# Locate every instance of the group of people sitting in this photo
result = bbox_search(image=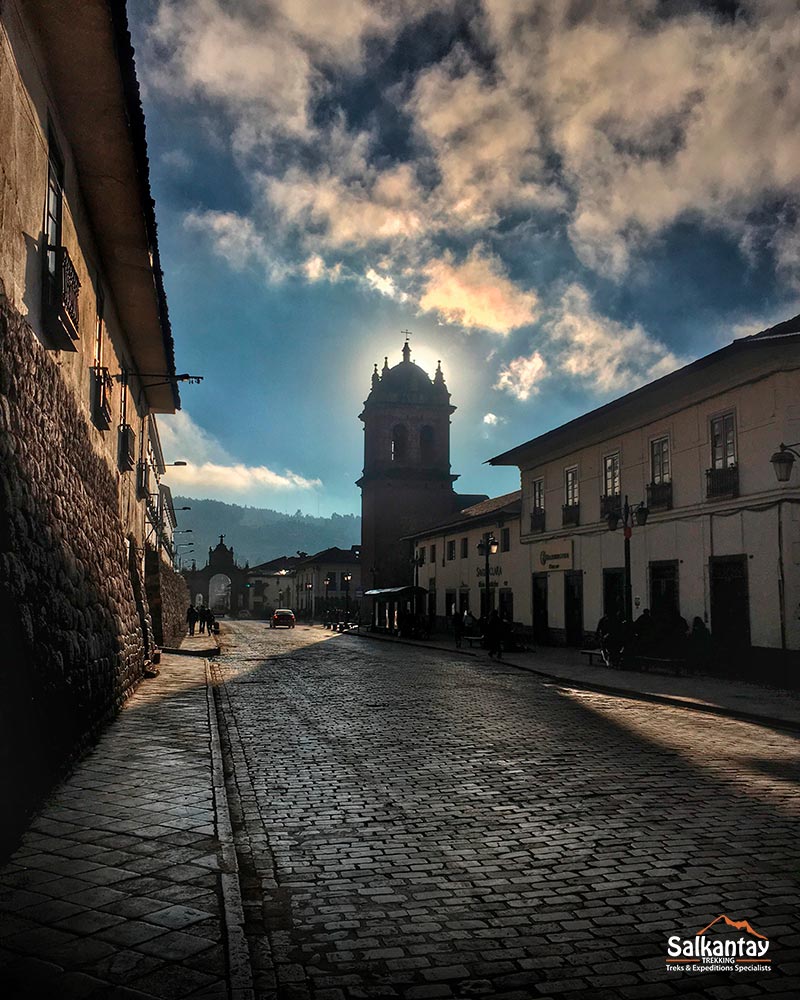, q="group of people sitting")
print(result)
[597,607,713,669]
[452,608,514,657]
[186,604,217,636]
